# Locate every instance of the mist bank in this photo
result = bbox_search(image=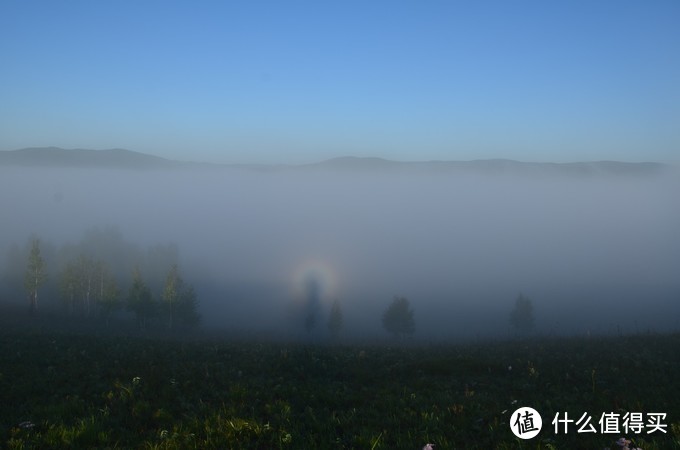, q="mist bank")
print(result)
[1,163,678,339]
